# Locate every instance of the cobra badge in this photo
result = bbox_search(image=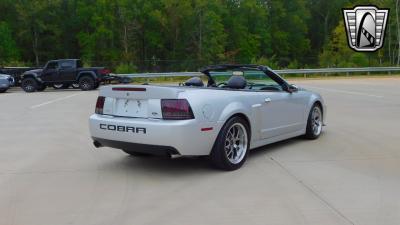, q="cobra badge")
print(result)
[343,5,389,52]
